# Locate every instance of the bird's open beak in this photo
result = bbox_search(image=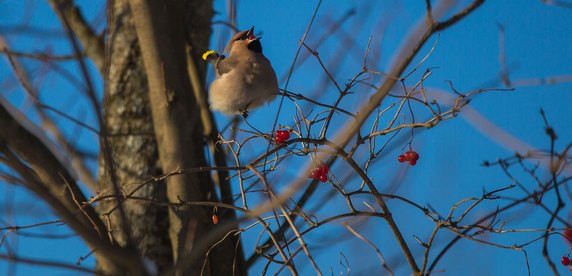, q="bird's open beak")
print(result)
[246,26,260,40]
